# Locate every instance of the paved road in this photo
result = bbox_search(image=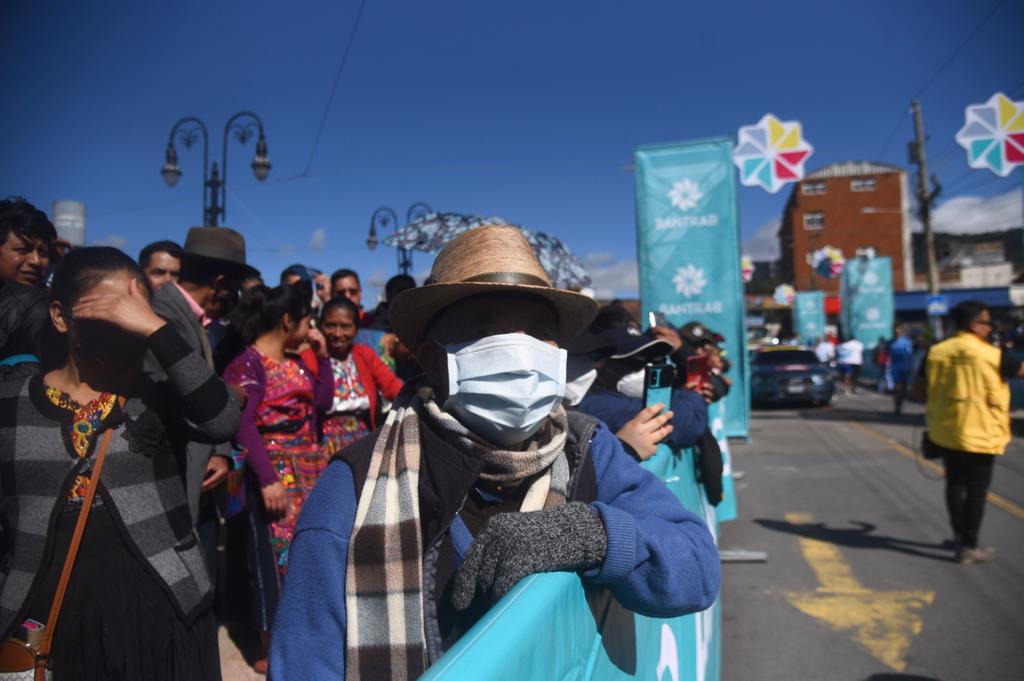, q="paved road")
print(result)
[720,390,1024,681]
